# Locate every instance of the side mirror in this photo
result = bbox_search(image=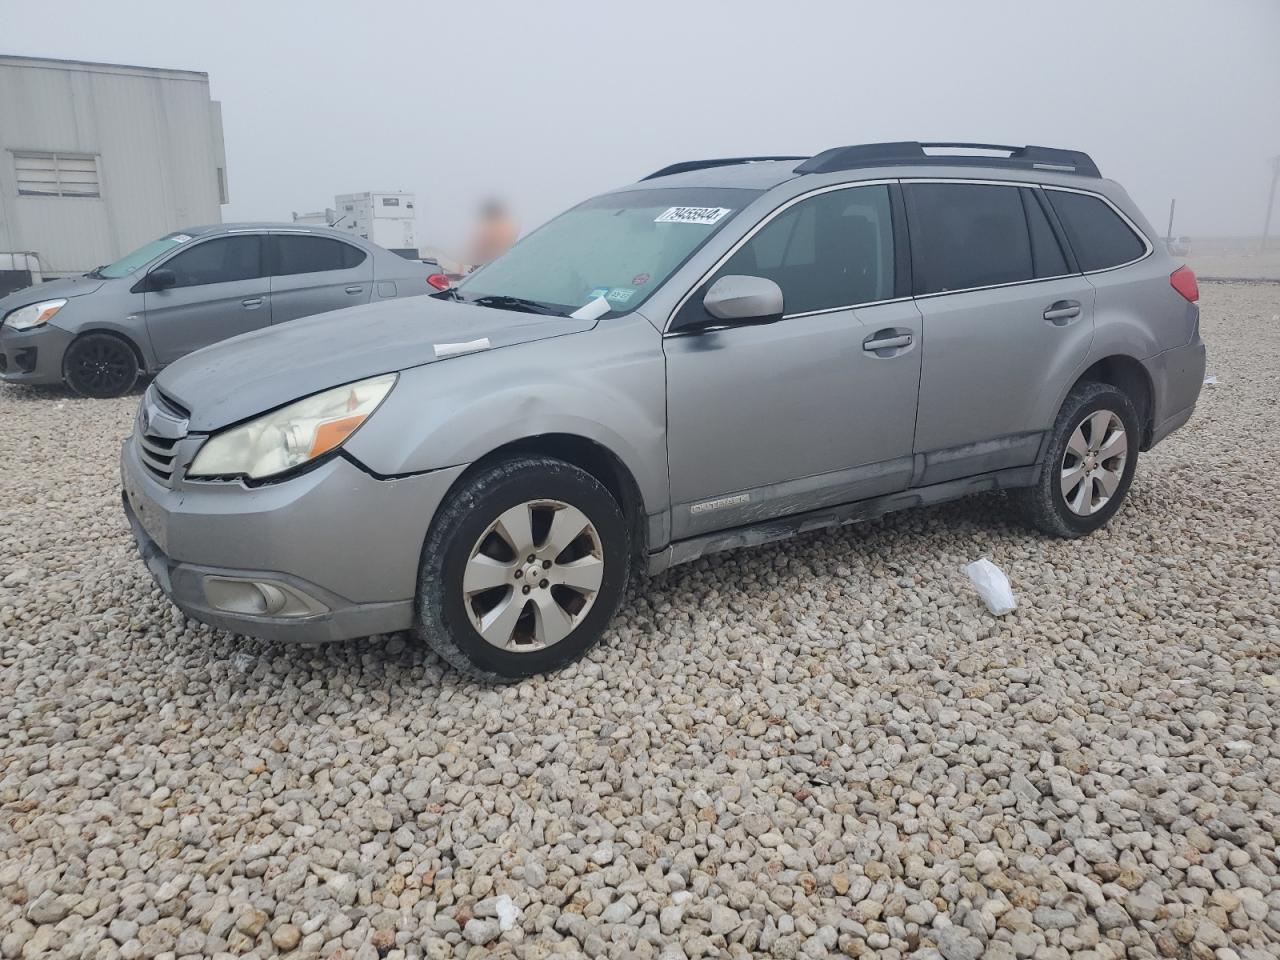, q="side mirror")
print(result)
[148,268,177,291]
[701,275,783,326]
